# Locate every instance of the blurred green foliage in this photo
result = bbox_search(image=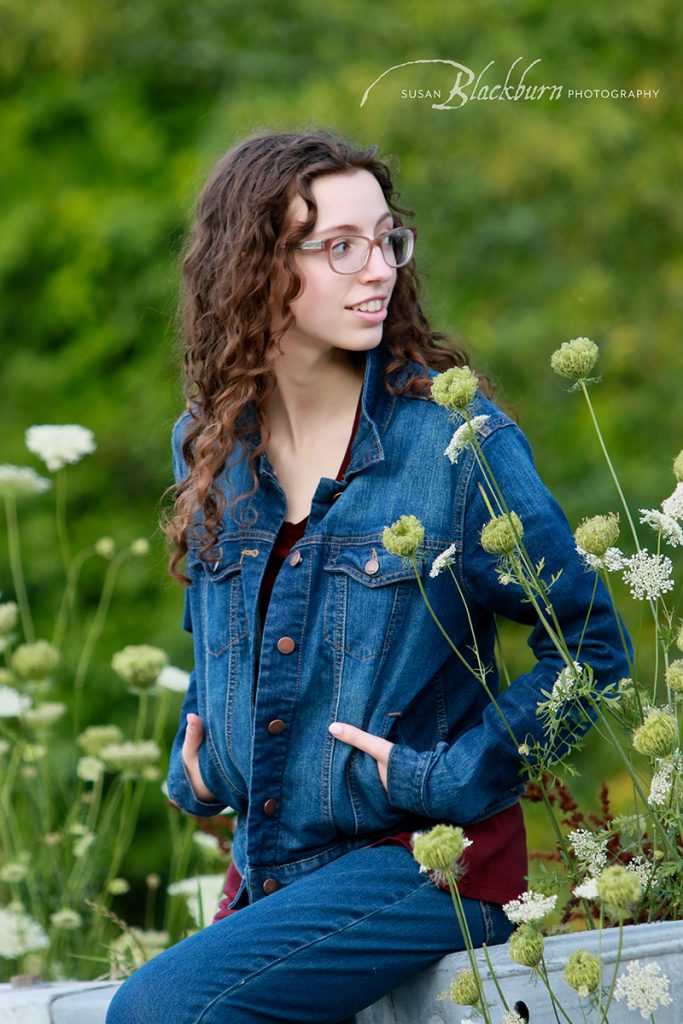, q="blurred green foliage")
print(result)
[1,0,681,928]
